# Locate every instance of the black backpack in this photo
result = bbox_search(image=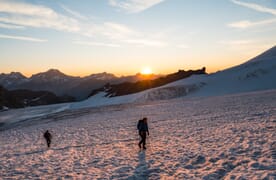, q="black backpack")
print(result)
[137,119,143,130]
